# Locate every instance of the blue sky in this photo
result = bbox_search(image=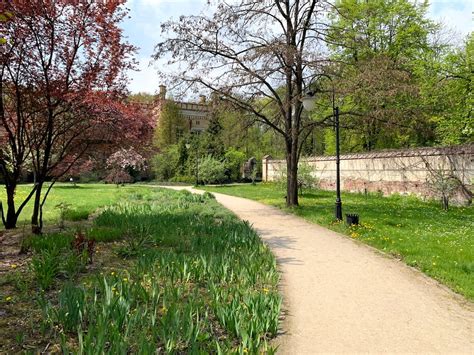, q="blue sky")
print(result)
[122,0,473,94]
